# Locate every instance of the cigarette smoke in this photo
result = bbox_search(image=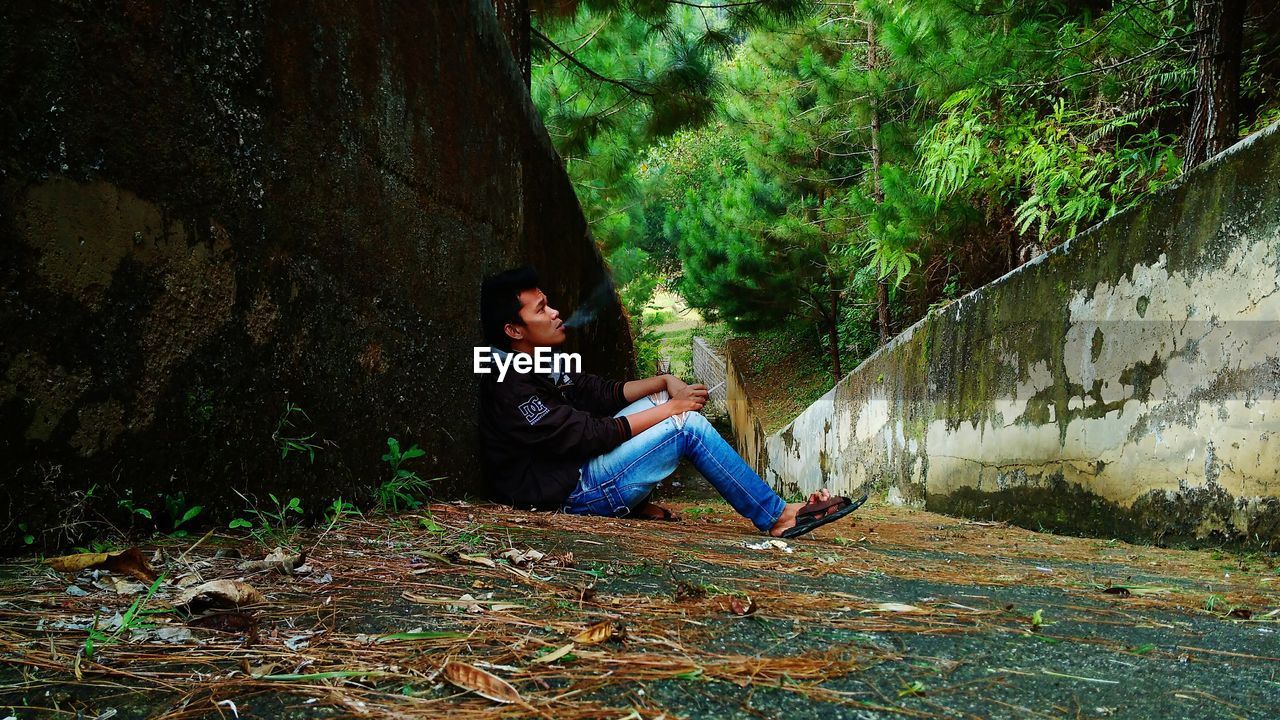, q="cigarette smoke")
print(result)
[562,277,616,329]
